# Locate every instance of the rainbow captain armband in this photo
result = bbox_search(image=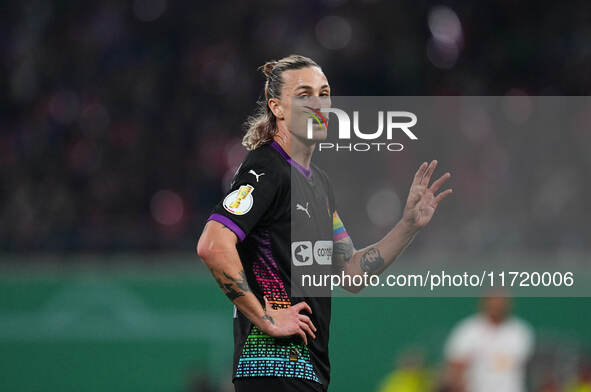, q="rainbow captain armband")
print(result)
[332,211,349,241]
